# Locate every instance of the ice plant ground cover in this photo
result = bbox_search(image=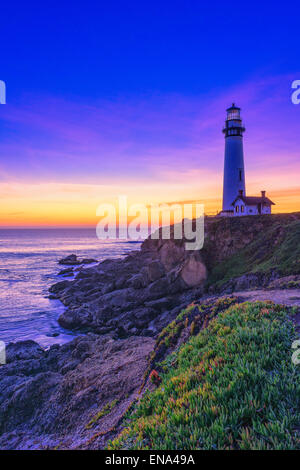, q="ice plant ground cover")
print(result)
[108,302,300,450]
